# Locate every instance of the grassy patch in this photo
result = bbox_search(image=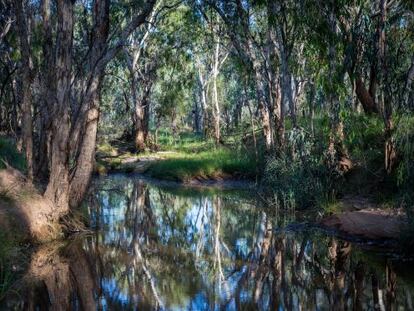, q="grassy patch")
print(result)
[157,130,215,153]
[147,148,256,182]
